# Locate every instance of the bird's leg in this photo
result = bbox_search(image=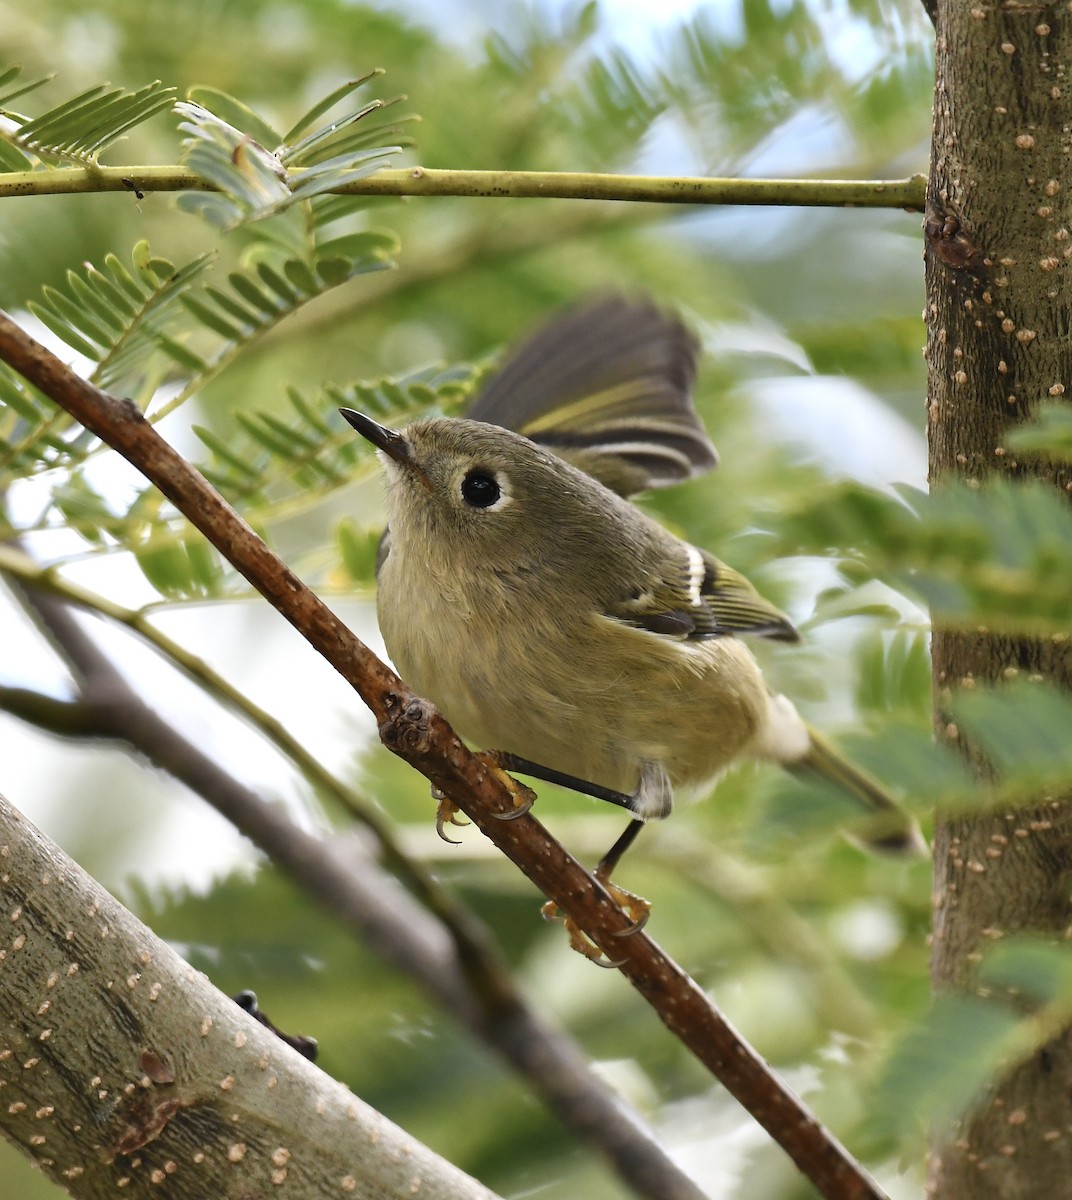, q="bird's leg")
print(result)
[592,819,651,934]
[479,753,662,964]
[542,819,651,966]
[485,751,637,811]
